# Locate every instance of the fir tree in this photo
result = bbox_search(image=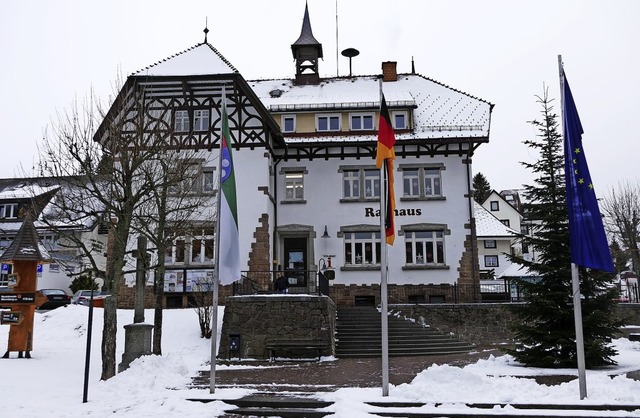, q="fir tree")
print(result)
[472,172,492,204]
[610,239,630,273]
[506,88,622,368]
